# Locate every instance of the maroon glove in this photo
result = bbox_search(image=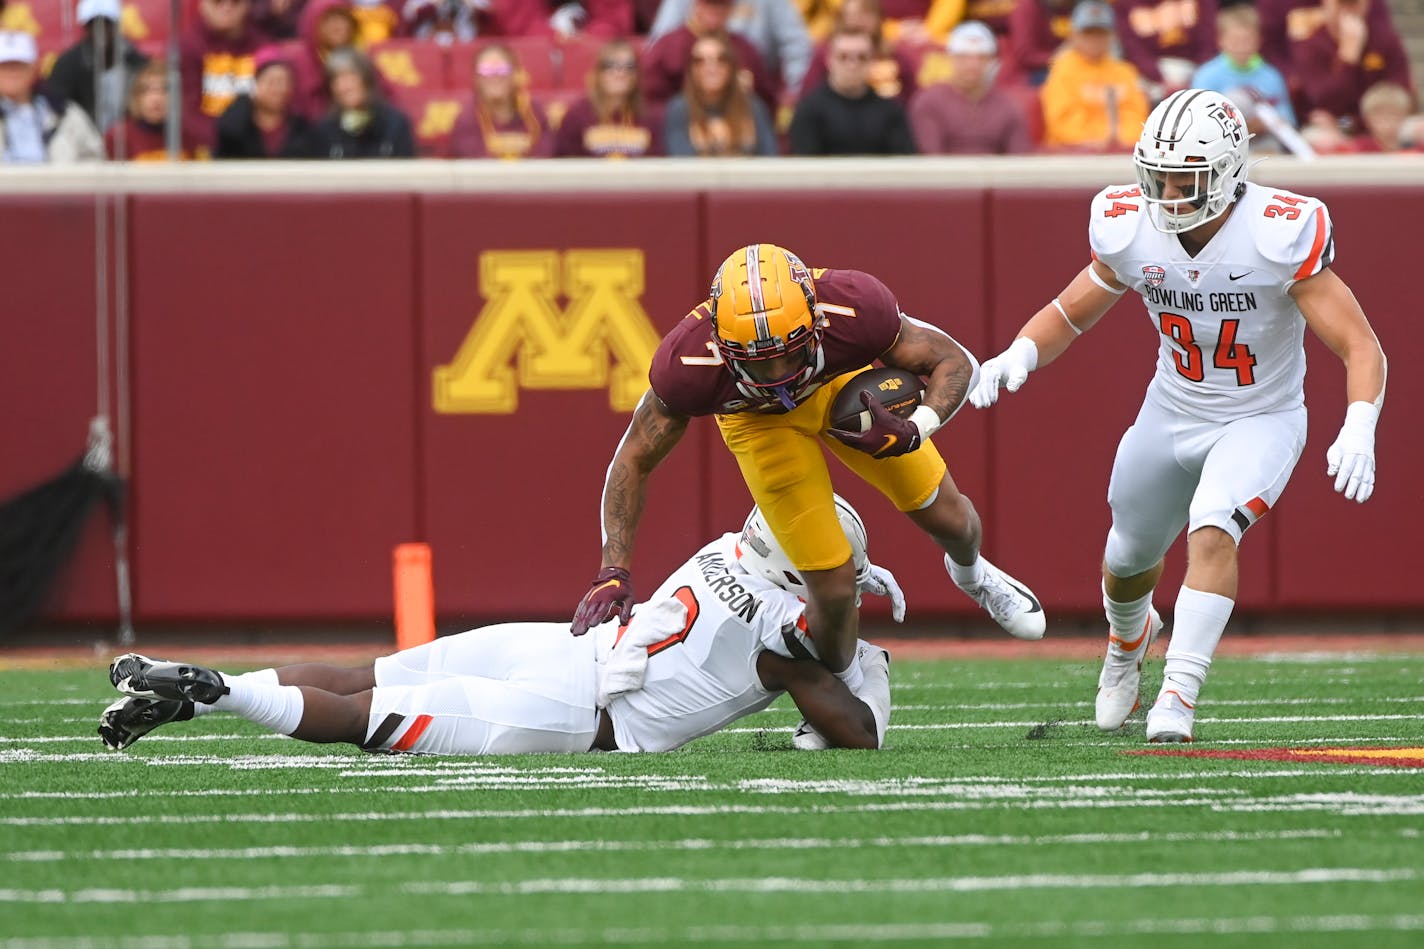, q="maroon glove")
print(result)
[827,391,923,458]
[571,566,634,636]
